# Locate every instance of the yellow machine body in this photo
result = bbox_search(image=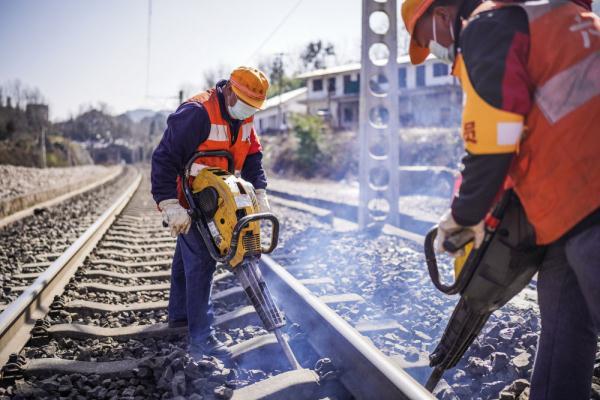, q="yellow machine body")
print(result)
[453,242,474,279]
[191,167,261,268]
